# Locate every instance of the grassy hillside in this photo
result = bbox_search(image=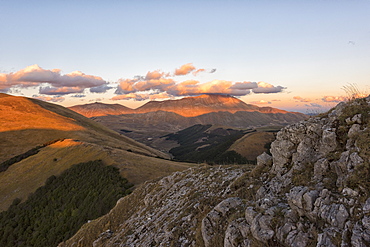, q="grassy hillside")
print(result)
[0,94,194,212]
[0,93,166,163]
[166,124,253,164]
[228,126,280,160]
[0,160,132,247]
